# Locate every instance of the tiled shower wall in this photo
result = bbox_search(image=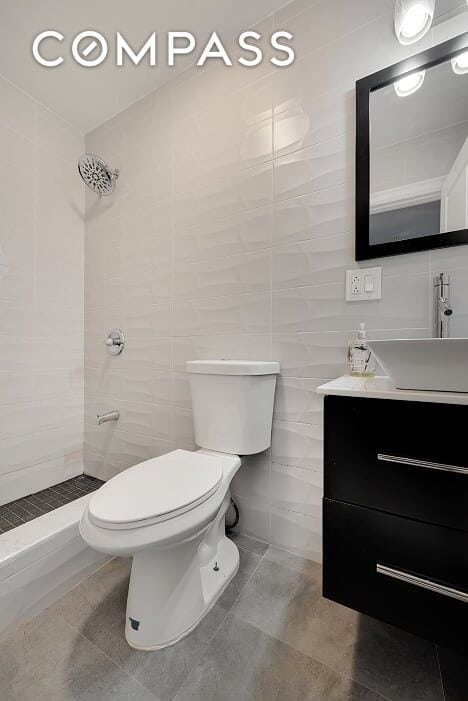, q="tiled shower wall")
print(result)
[84,0,468,559]
[0,76,85,504]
